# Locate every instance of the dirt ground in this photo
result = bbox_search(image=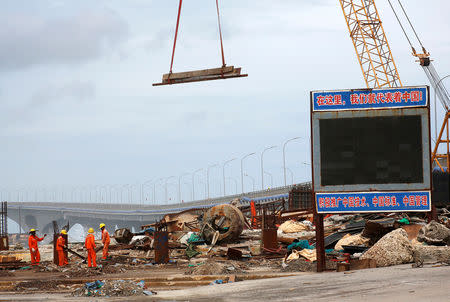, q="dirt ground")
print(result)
[1,264,449,301]
[0,254,298,299]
